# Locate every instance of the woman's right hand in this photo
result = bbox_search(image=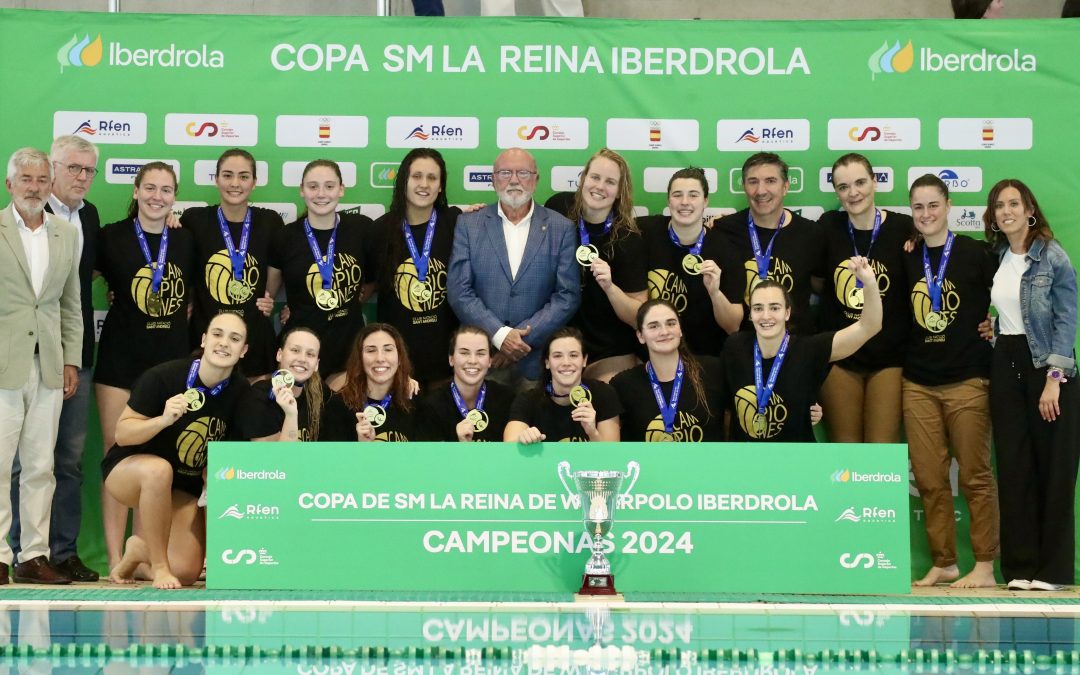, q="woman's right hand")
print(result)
[517,426,546,444]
